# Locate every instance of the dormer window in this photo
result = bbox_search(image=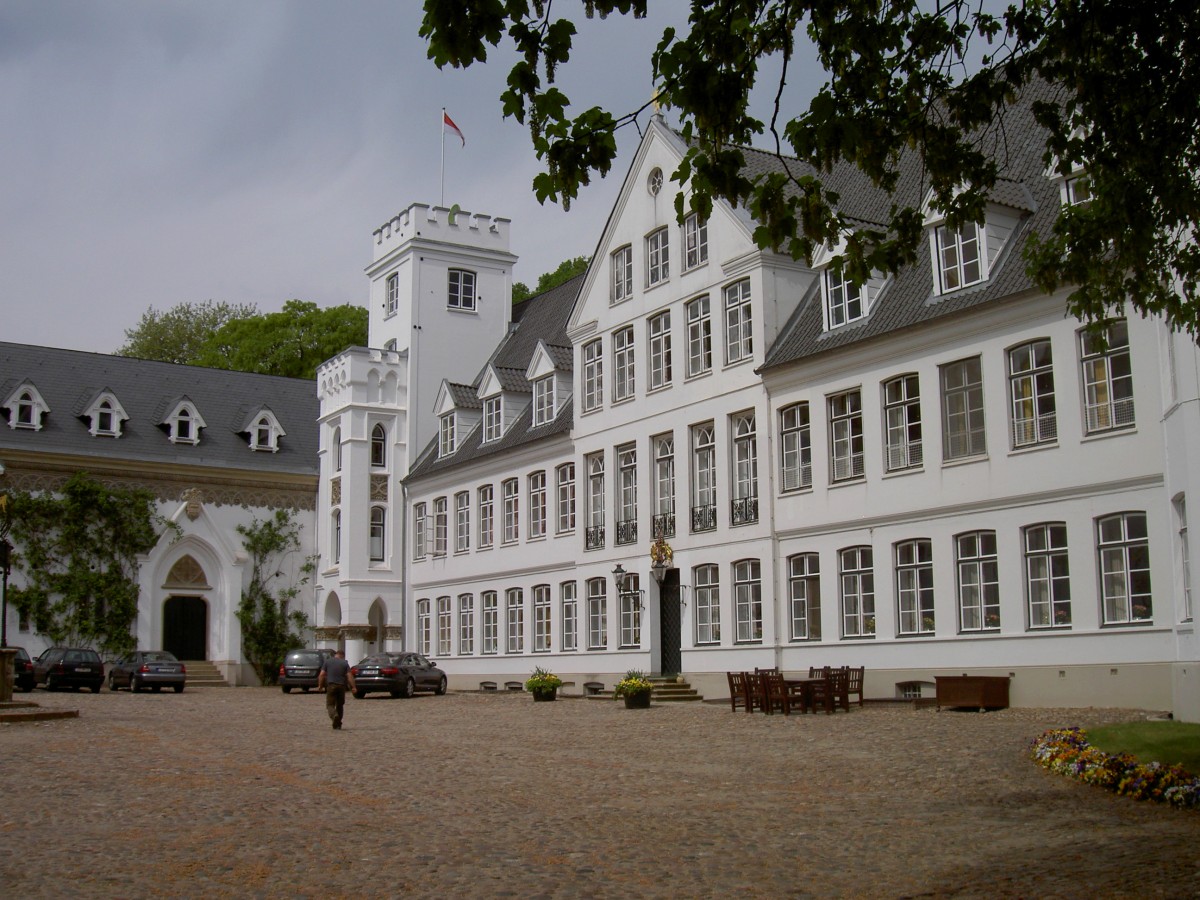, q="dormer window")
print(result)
[825,267,865,328]
[386,272,399,315]
[533,375,555,426]
[244,409,284,452]
[935,222,984,293]
[4,384,49,431]
[448,269,477,311]
[370,423,387,467]
[163,400,205,444]
[439,413,457,457]
[1065,174,1091,206]
[84,393,128,438]
[482,396,502,443]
